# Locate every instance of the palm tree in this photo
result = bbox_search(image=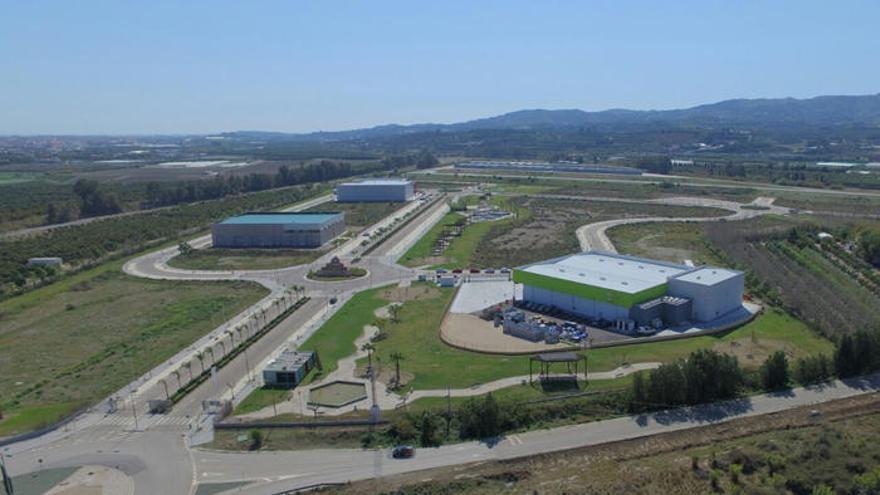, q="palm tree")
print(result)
[226,329,236,348]
[159,379,170,400]
[183,361,193,382]
[361,342,375,376]
[195,351,206,374]
[389,351,405,387]
[216,341,226,358]
[206,347,216,366]
[388,304,400,323]
[171,369,182,389]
